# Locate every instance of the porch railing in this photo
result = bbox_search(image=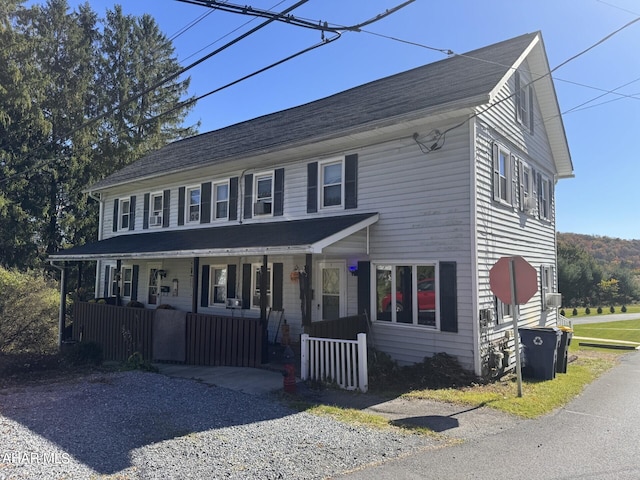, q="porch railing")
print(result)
[307,314,368,340]
[185,313,262,367]
[73,302,154,361]
[300,333,368,392]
